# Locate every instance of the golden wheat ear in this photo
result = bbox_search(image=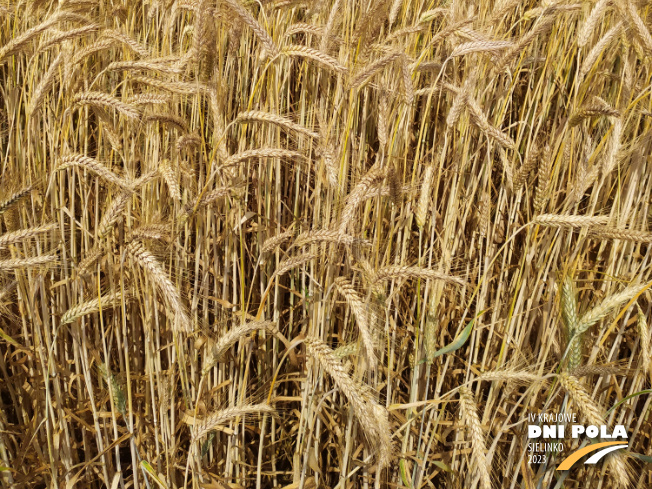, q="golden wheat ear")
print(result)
[558,373,630,487]
[305,336,393,468]
[559,274,581,370]
[184,403,276,441]
[126,241,191,334]
[60,291,131,325]
[334,276,378,369]
[459,387,492,489]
